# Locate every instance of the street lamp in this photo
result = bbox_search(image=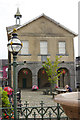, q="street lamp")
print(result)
[7,28,22,119]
